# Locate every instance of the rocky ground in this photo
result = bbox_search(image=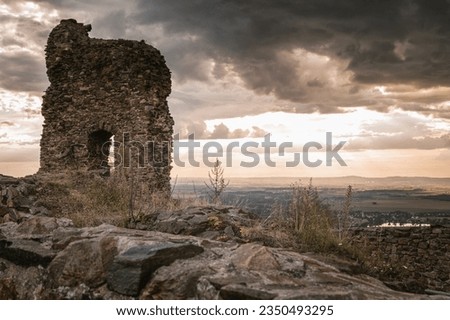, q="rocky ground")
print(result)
[0,174,447,299]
